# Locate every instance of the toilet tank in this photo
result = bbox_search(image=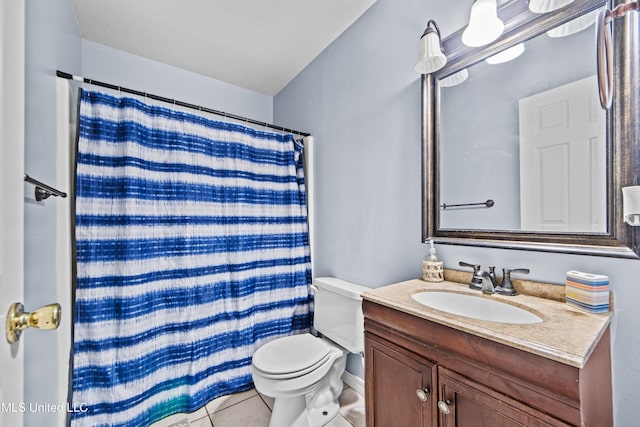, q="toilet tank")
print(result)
[313,277,370,354]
